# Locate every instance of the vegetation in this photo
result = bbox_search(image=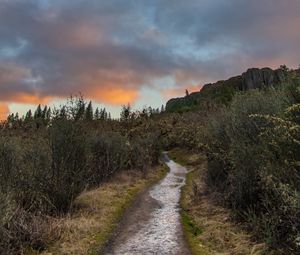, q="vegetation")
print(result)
[40,165,168,255]
[0,96,163,254]
[201,73,300,253]
[0,66,299,254]
[169,148,266,255]
[165,68,300,253]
